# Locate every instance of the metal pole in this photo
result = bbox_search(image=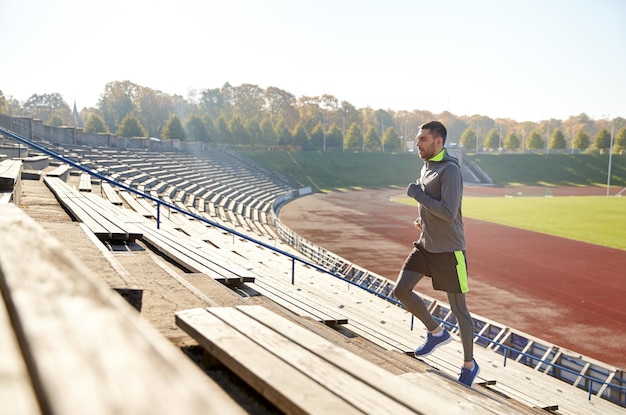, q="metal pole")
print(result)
[606,124,615,197]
